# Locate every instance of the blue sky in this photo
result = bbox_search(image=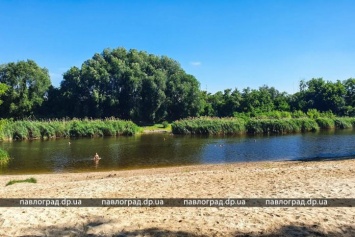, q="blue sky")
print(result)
[1,0,355,94]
